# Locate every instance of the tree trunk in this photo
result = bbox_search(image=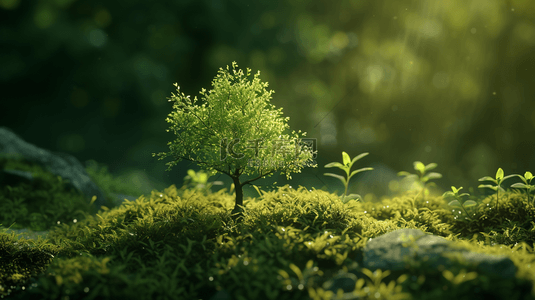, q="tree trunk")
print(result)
[231,175,244,219]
